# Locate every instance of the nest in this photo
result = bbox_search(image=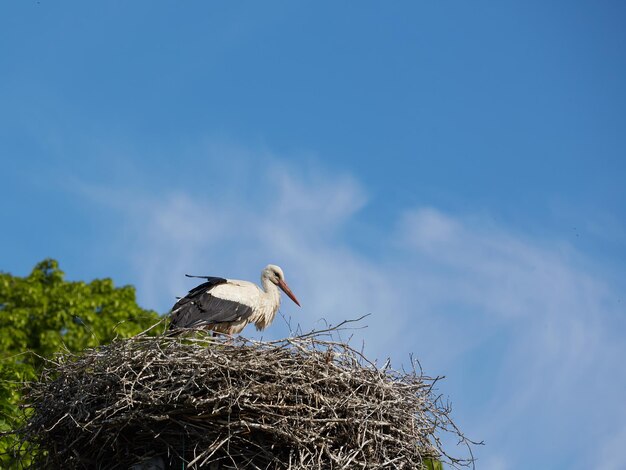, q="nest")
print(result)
[14,327,473,469]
